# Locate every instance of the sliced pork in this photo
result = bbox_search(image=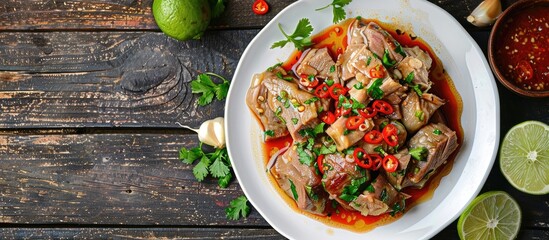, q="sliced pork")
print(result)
[350,175,408,216]
[296,48,339,83]
[407,123,458,183]
[401,92,445,133]
[272,147,327,215]
[263,76,320,142]
[321,153,370,209]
